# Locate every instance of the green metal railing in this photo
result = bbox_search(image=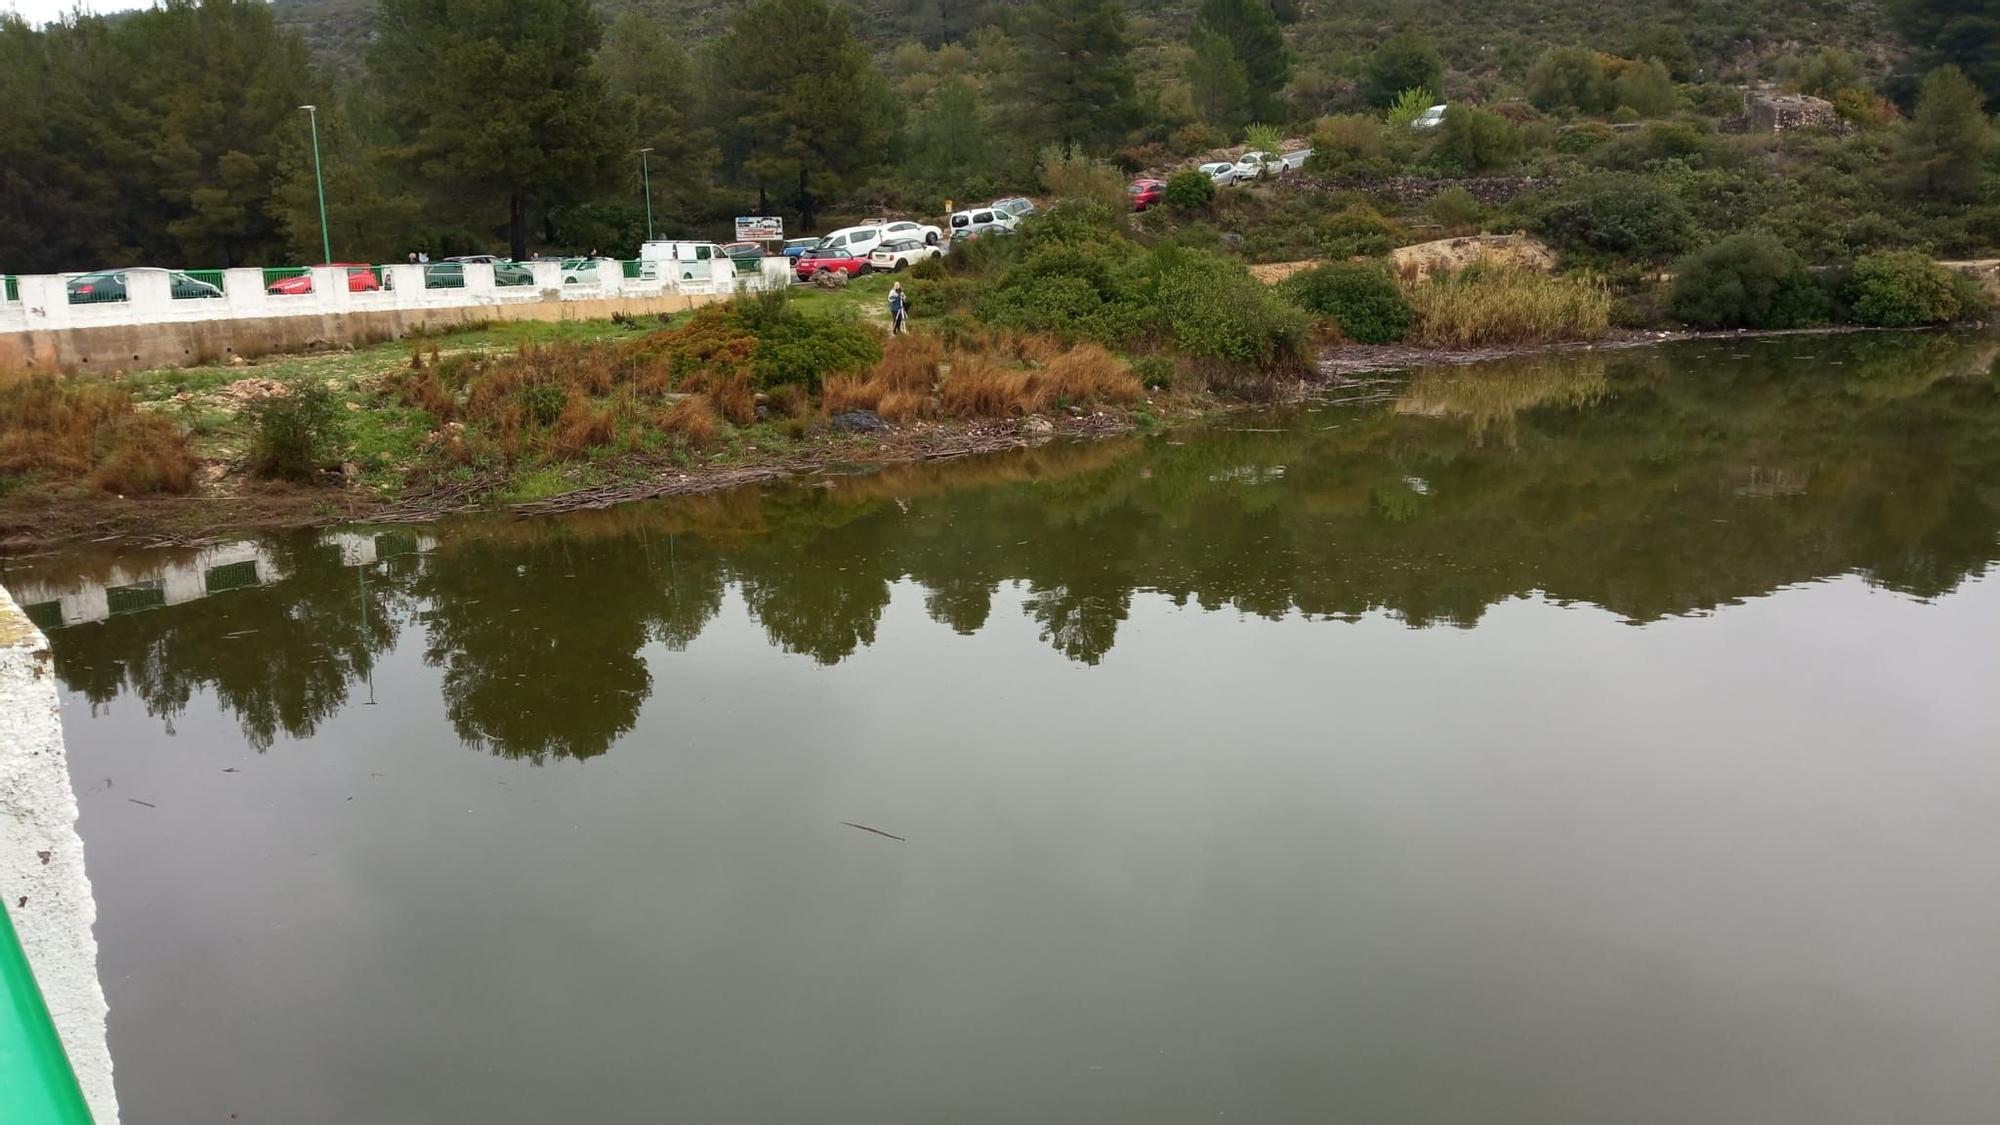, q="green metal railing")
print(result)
[178,269,225,299]
[1,901,94,1124]
[3,275,17,303]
